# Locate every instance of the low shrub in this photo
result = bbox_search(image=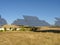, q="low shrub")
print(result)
[20,27,25,31]
[0,30,3,32]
